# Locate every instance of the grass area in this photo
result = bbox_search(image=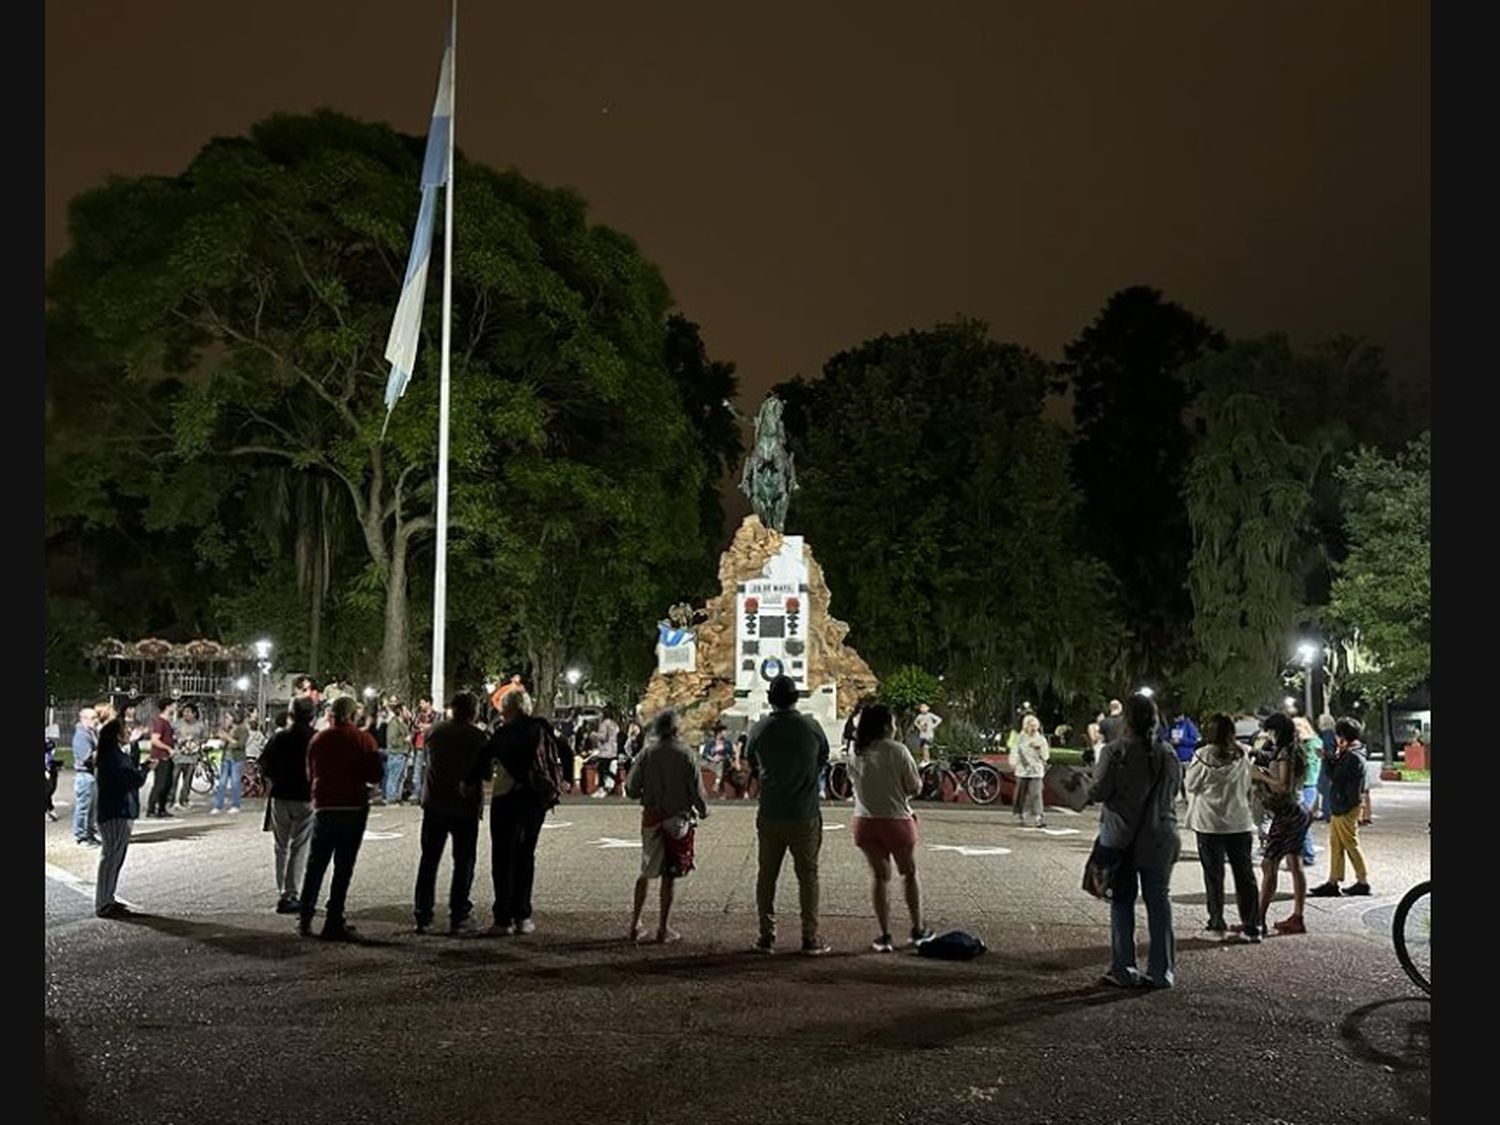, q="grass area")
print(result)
[1050,748,1087,766]
[1397,769,1430,782]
